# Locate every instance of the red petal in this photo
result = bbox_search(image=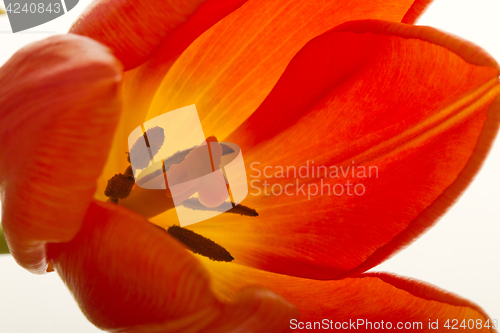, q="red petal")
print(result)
[70,0,248,70]
[182,21,500,279]
[48,201,297,332]
[0,35,122,273]
[200,256,496,333]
